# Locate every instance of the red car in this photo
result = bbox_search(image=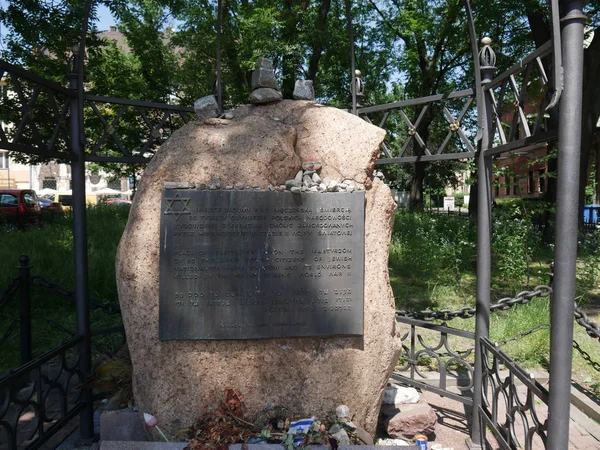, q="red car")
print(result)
[105,199,132,206]
[0,189,42,230]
